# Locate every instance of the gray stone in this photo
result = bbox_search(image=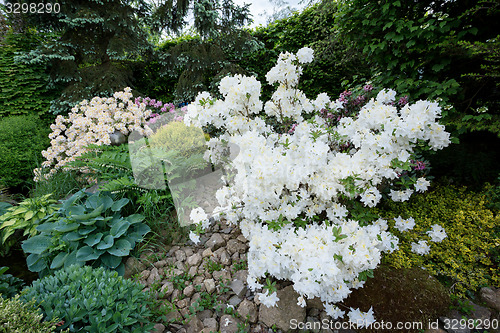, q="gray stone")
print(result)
[164,309,182,322]
[197,309,214,321]
[171,289,181,302]
[185,248,194,257]
[187,253,202,267]
[176,298,189,309]
[226,239,248,254]
[206,233,226,251]
[175,250,186,262]
[140,269,150,280]
[480,287,500,312]
[213,269,231,283]
[151,323,165,333]
[147,267,161,285]
[258,285,307,332]
[183,285,195,298]
[160,281,174,297]
[204,279,216,294]
[154,260,167,268]
[304,316,322,333]
[440,310,471,333]
[191,292,201,307]
[228,295,242,307]
[188,265,198,277]
[466,300,491,322]
[124,257,146,278]
[203,317,218,331]
[109,130,126,146]
[424,329,447,333]
[219,314,242,333]
[175,261,186,271]
[220,250,231,266]
[233,270,248,282]
[230,279,247,298]
[186,316,204,333]
[236,234,247,243]
[237,299,258,323]
[202,248,214,258]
